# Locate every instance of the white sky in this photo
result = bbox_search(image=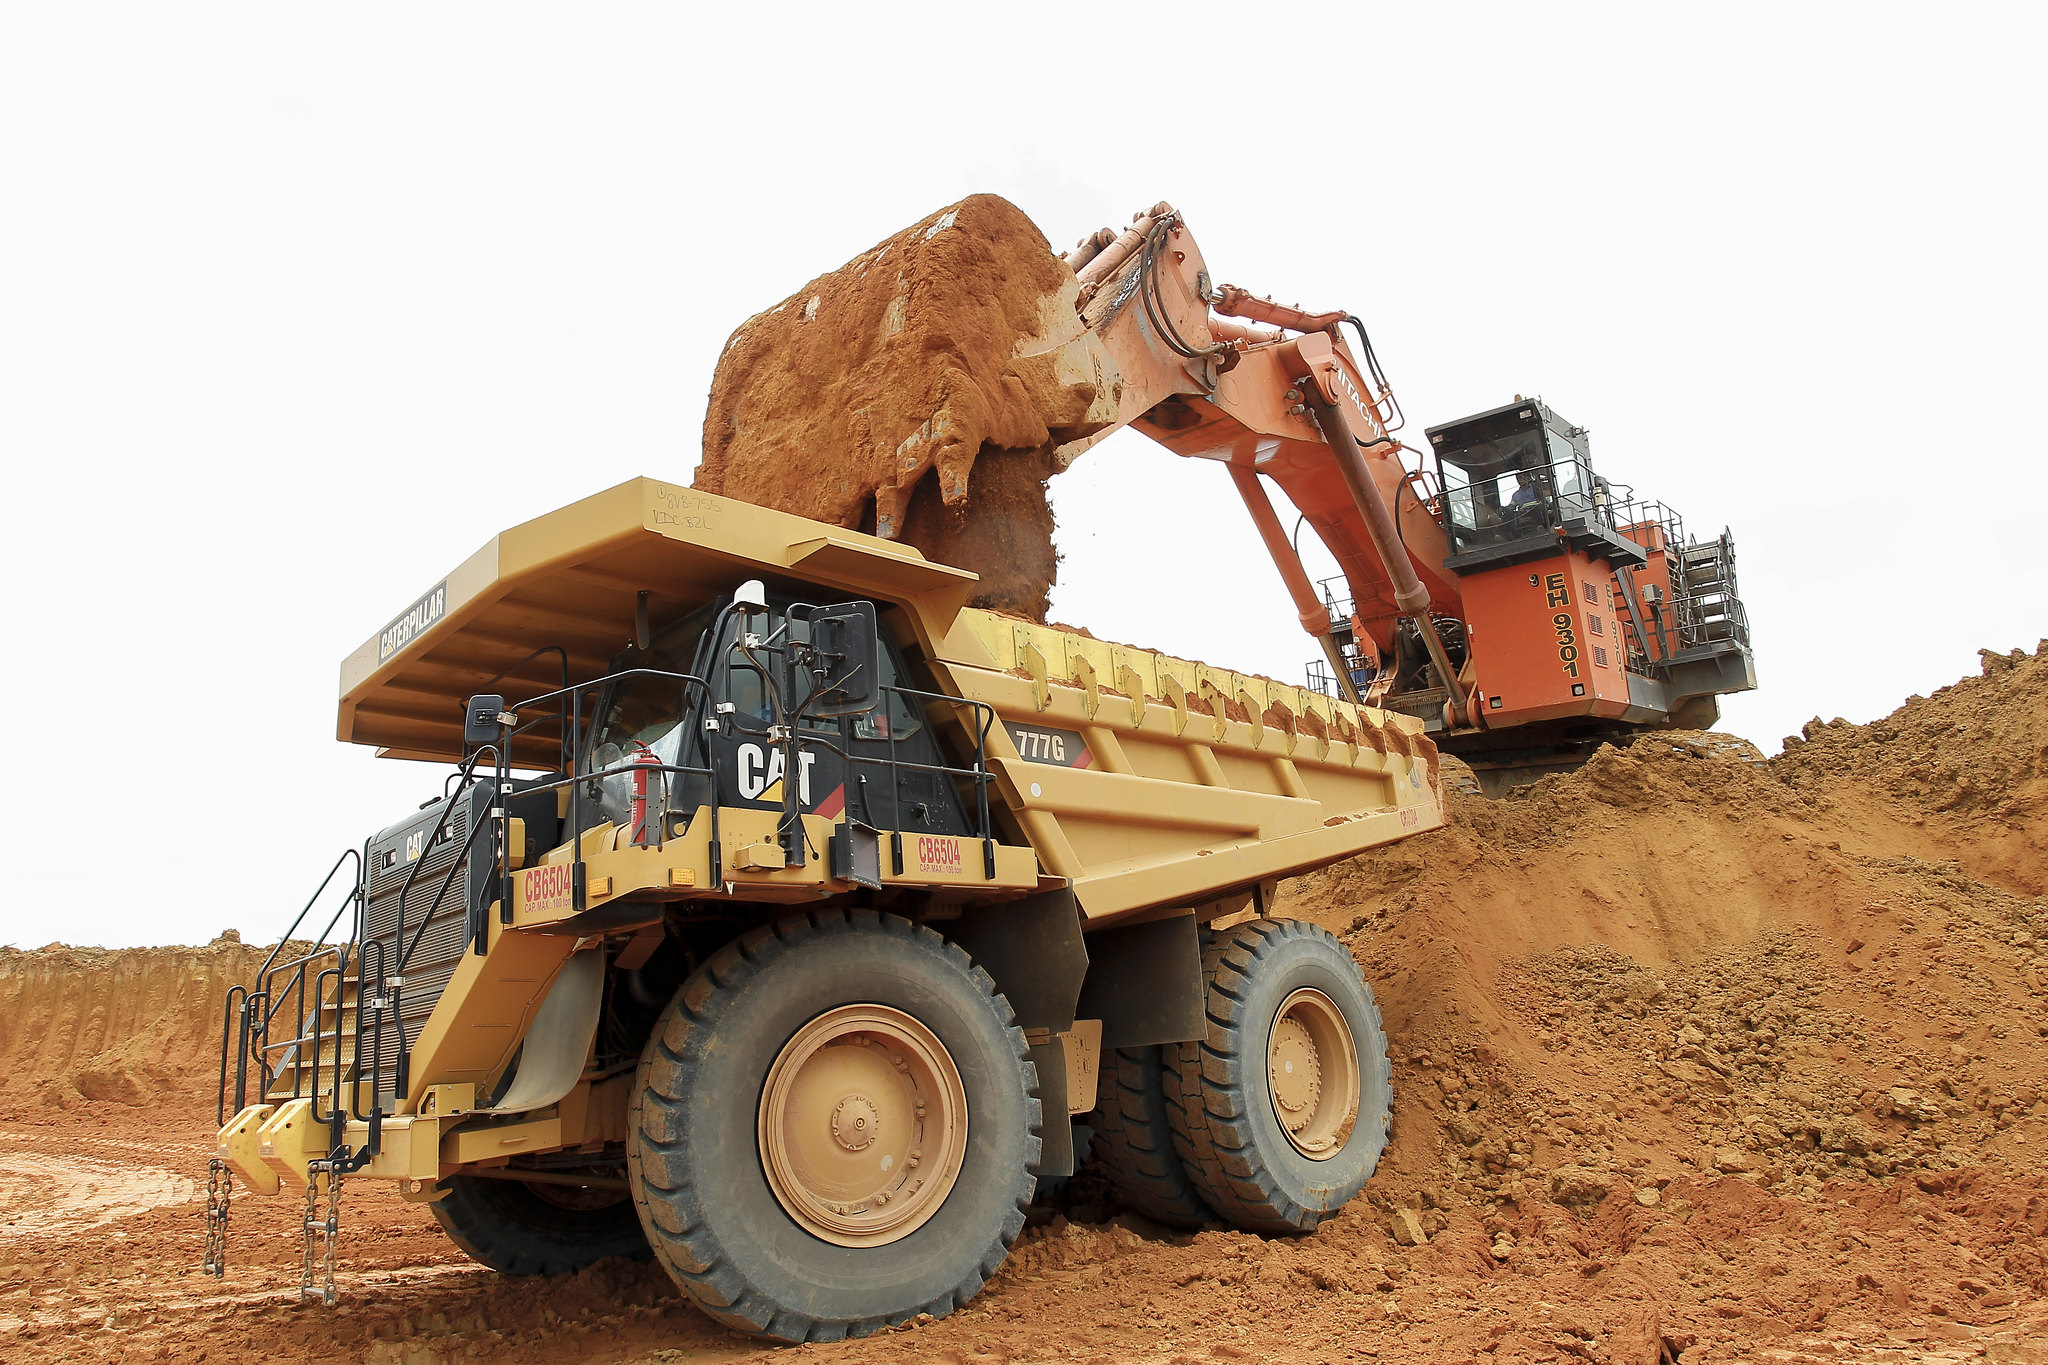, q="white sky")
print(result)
[3,6,2042,950]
